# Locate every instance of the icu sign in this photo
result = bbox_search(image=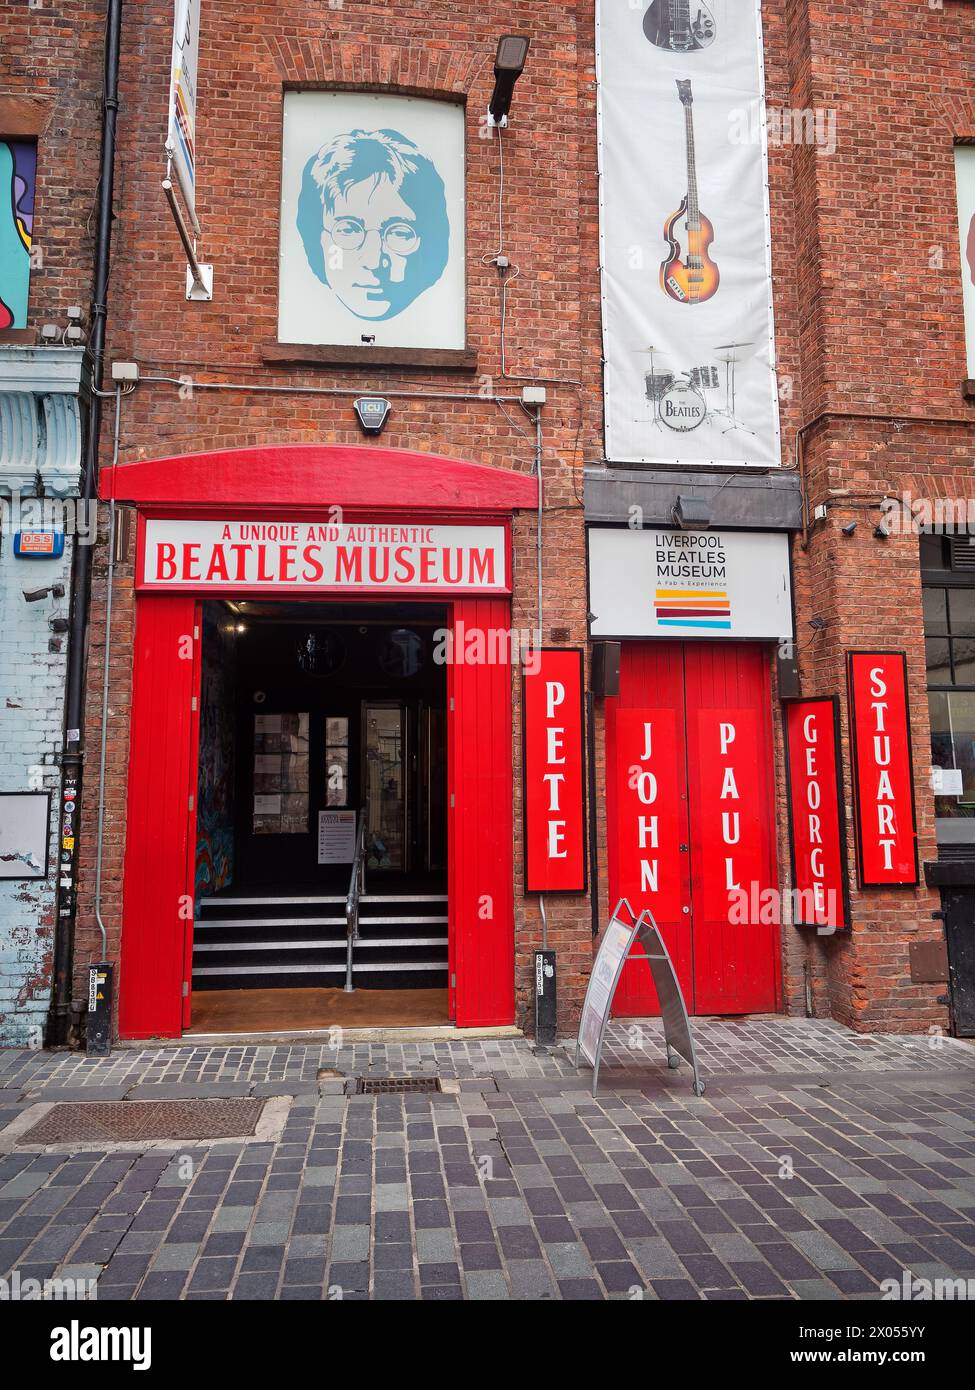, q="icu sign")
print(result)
[139,519,508,595]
